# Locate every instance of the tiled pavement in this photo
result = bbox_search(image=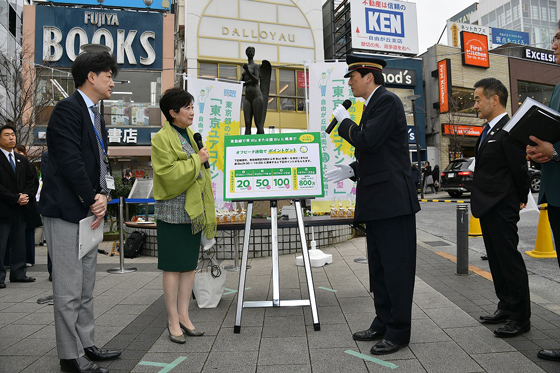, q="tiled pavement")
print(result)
[1,231,560,372]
